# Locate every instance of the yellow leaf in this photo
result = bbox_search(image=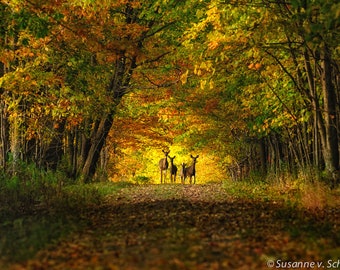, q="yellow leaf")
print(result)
[200,80,206,90]
[180,70,189,84]
[209,80,214,90]
[208,40,219,50]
